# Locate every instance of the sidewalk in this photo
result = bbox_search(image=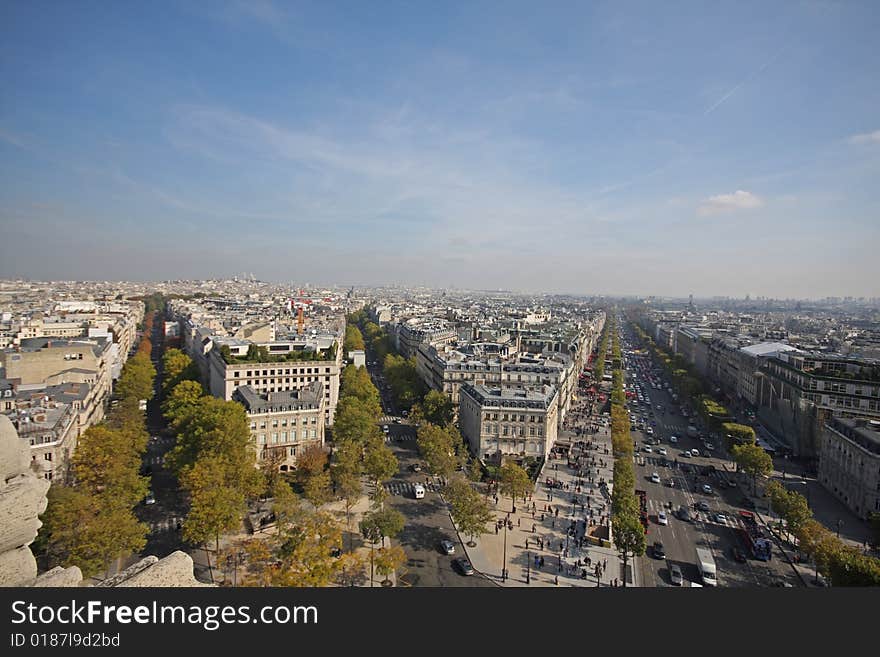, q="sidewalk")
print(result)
[459,397,629,587]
